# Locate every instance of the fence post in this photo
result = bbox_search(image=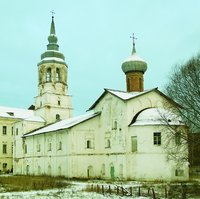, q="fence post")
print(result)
[181,184,187,199]
[108,185,111,194]
[164,186,167,198]
[147,187,150,196]
[102,185,104,195]
[138,186,141,196]
[152,187,156,199]
[122,187,124,196]
[130,186,132,196]
[97,184,99,193]
[91,184,93,191]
